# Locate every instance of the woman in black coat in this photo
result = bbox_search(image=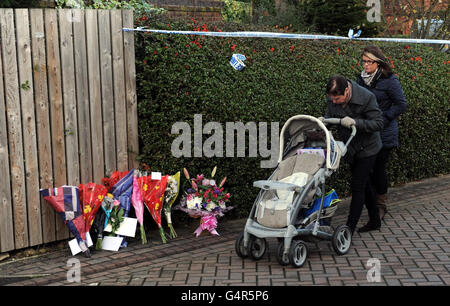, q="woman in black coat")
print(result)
[323,75,384,234]
[357,46,407,220]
